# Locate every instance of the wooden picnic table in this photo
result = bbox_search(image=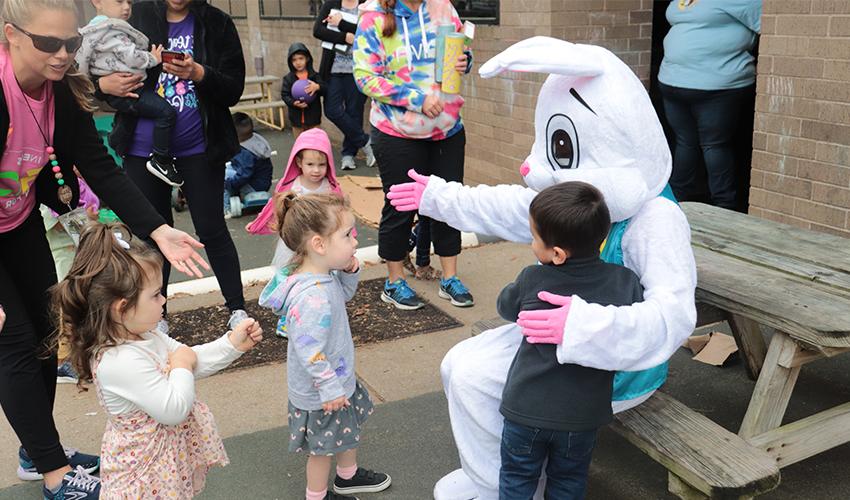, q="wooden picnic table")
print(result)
[684,201,850,472]
[234,75,285,130]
